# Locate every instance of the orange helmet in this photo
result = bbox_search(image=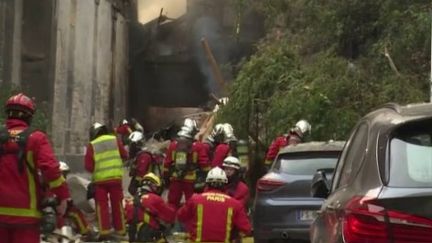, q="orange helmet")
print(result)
[5,93,36,115]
